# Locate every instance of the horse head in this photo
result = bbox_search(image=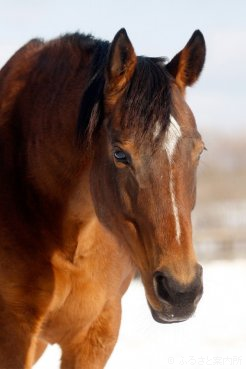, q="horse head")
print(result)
[90,29,206,323]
